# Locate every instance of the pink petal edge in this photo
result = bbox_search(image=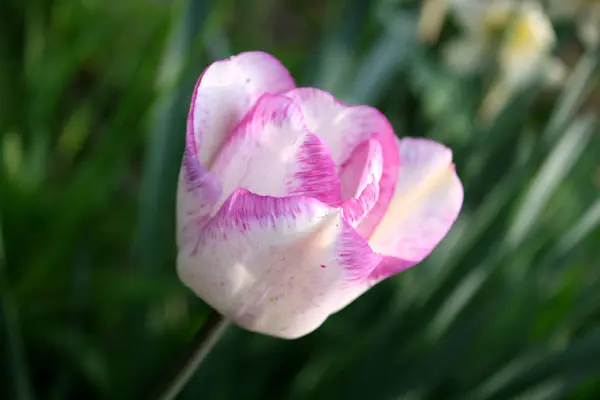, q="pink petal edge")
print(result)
[341,139,383,227]
[185,51,296,171]
[368,137,464,281]
[284,87,400,239]
[179,52,295,238]
[178,188,381,338]
[209,93,342,208]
